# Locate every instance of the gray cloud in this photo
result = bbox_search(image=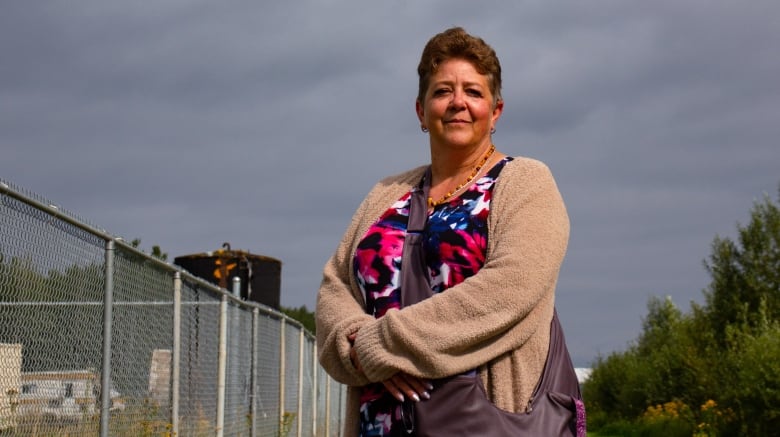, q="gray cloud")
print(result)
[2,0,778,366]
